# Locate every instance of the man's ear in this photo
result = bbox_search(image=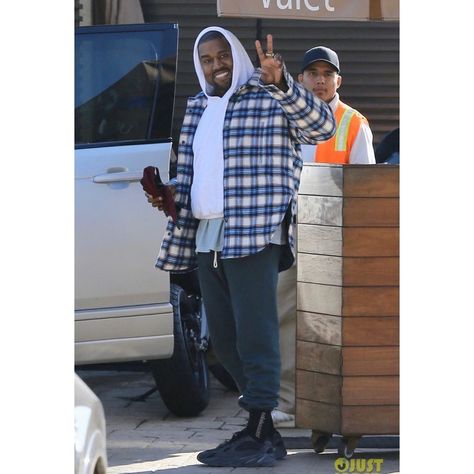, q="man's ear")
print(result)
[298,73,304,83]
[336,74,342,90]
